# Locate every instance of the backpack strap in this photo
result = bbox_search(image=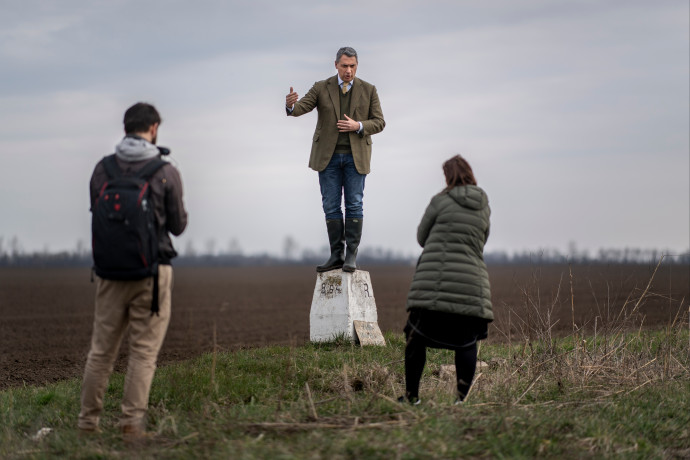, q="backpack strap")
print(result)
[136,158,167,180]
[102,154,122,179]
[150,263,160,317]
[102,154,167,181]
[136,159,166,317]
